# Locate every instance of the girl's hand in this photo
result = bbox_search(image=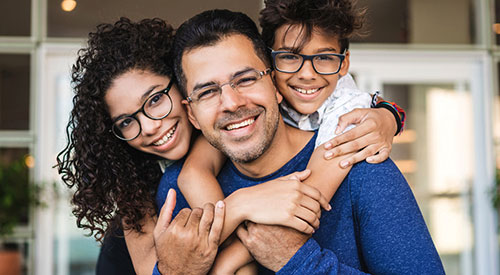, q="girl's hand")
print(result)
[323,108,396,168]
[235,170,331,235]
